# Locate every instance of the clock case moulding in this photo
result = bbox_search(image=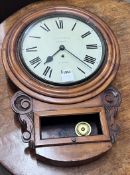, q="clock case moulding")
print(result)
[1,6,121,166]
